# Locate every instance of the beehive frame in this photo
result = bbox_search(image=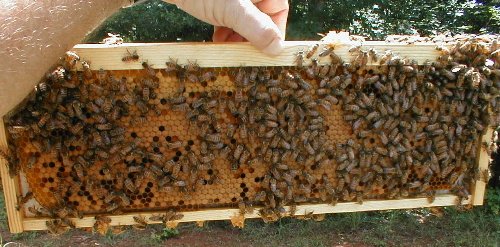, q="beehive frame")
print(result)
[0,32,494,233]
